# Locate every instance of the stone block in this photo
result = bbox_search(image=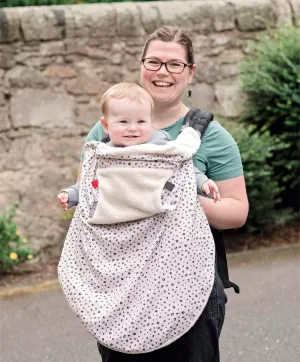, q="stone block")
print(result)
[0,171,21,211]
[43,65,77,79]
[22,56,54,68]
[0,106,11,131]
[42,135,84,163]
[290,0,300,26]
[19,7,63,41]
[214,2,235,31]
[185,2,216,33]
[271,0,293,25]
[0,137,28,171]
[159,2,215,34]
[219,63,239,78]
[0,44,15,69]
[6,66,49,88]
[100,65,125,84]
[10,89,76,129]
[0,8,21,43]
[116,3,145,37]
[194,60,219,84]
[40,41,65,57]
[66,73,105,96]
[234,0,277,30]
[0,88,5,106]
[111,42,126,65]
[192,83,215,111]
[14,52,33,64]
[217,49,245,64]
[64,4,116,39]
[65,38,88,54]
[215,77,247,118]
[210,33,232,48]
[23,135,45,167]
[136,3,162,34]
[76,46,108,60]
[75,104,101,128]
